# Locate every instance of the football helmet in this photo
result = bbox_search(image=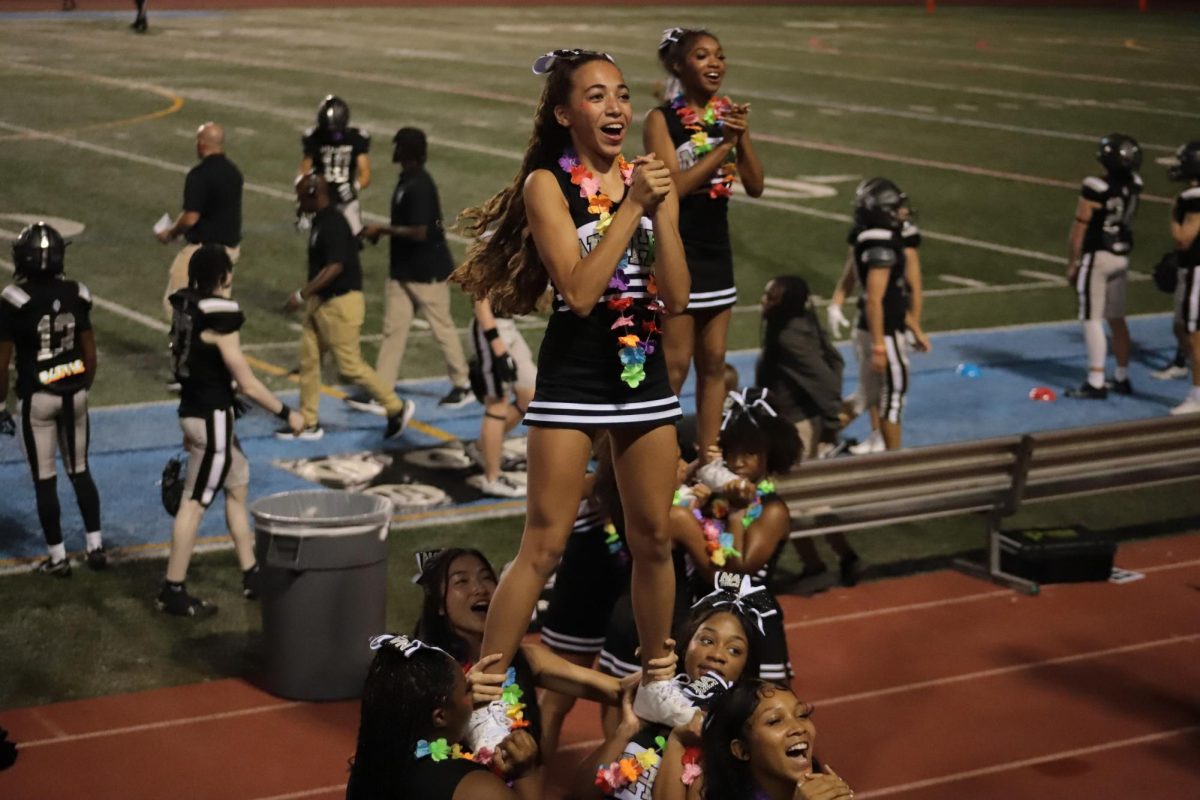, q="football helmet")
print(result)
[1097,133,1142,175]
[11,222,66,278]
[316,95,350,137]
[1168,140,1200,182]
[853,177,908,230]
